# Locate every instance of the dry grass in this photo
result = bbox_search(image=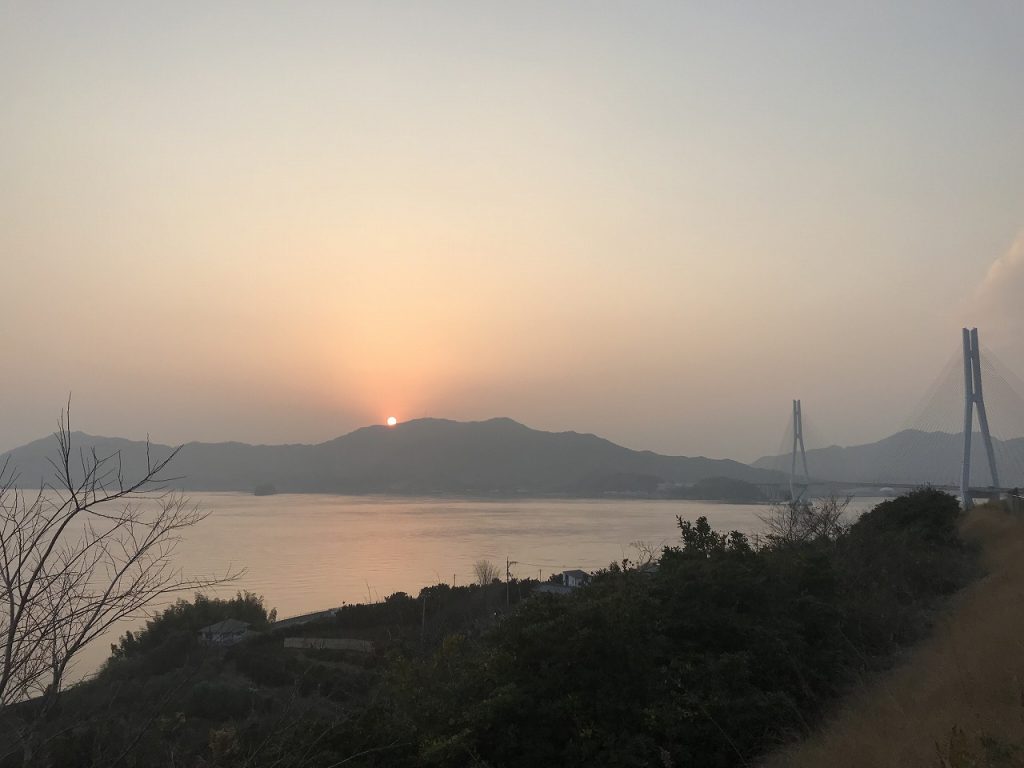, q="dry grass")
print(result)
[764,503,1024,768]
